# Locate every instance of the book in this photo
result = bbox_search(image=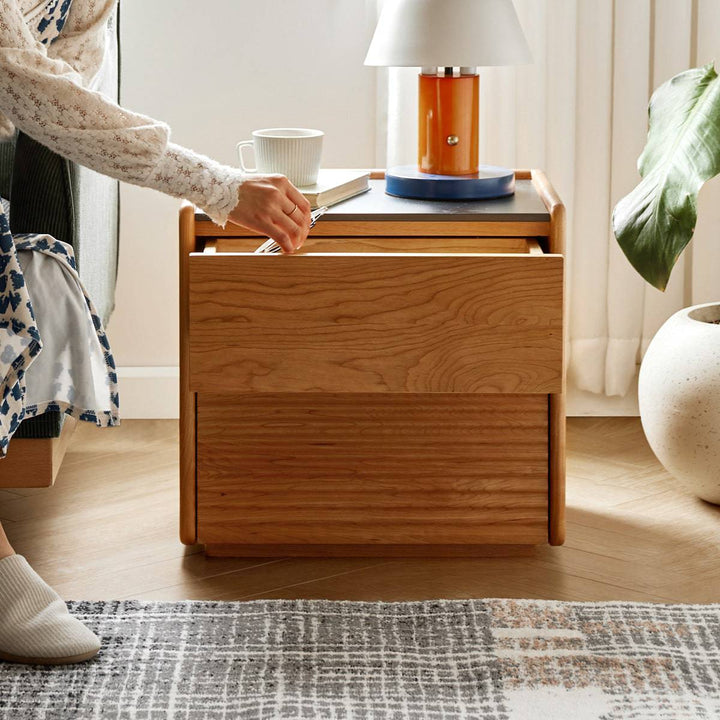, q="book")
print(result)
[298,169,371,209]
